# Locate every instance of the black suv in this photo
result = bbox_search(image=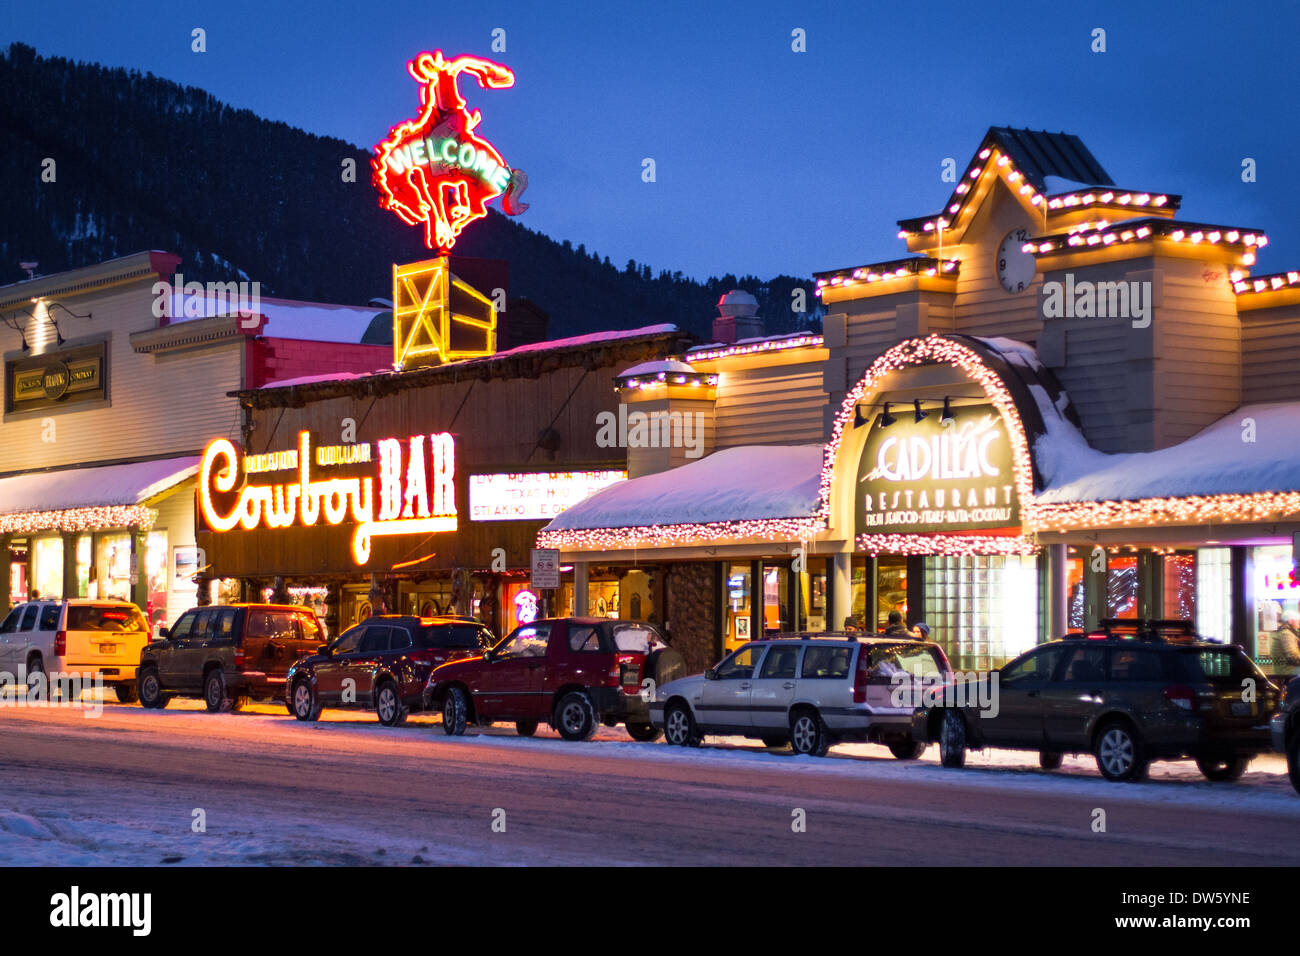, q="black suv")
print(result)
[138,604,325,711]
[918,620,1280,782]
[286,615,494,725]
